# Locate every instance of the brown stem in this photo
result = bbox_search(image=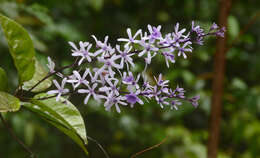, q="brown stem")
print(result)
[27,58,80,92]
[226,10,260,52]
[87,136,110,158]
[130,136,168,158]
[207,0,232,158]
[0,114,36,158]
